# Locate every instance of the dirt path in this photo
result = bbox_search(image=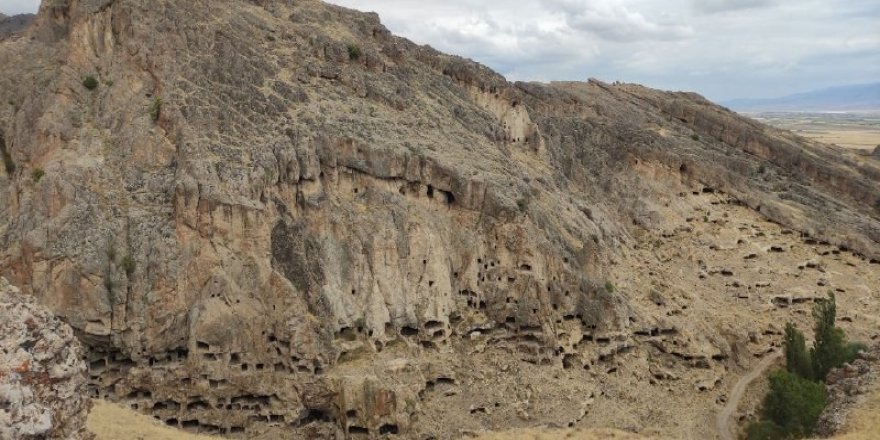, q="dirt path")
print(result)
[716,352,782,440]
